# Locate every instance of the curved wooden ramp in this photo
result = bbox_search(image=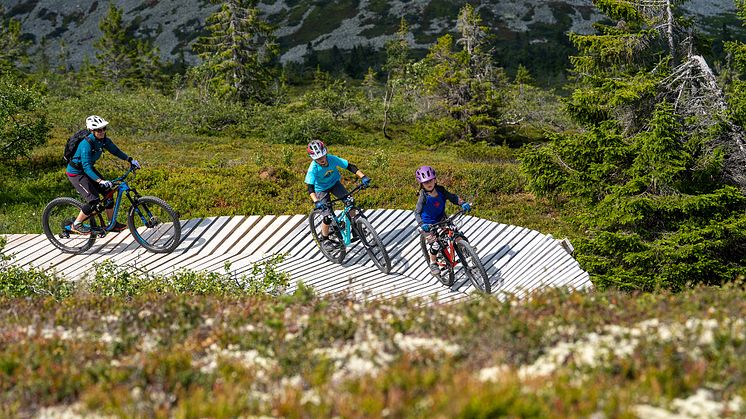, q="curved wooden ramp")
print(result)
[1,210,591,302]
